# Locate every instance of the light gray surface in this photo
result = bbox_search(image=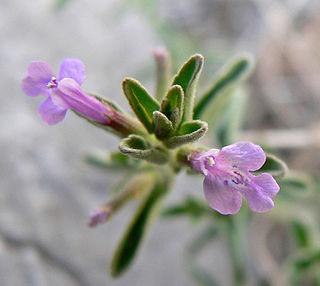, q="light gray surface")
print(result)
[0,1,232,285]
